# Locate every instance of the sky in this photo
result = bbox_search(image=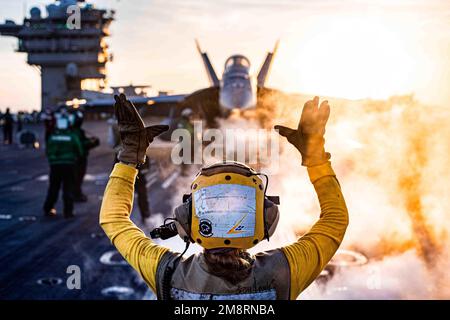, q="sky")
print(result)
[0,0,449,111]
